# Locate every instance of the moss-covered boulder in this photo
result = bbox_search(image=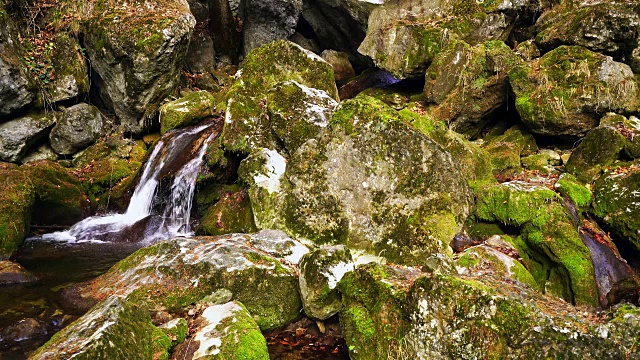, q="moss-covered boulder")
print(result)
[600,113,640,160]
[83,0,195,133]
[220,40,338,156]
[358,0,530,79]
[359,88,411,110]
[197,189,257,236]
[172,301,269,360]
[476,181,600,307]
[237,148,288,231]
[72,138,147,210]
[566,125,627,183]
[455,244,537,288]
[340,264,640,360]
[47,33,89,103]
[339,264,414,359]
[24,160,90,226]
[509,45,639,137]
[299,245,354,320]
[64,233,305,331]
[31,297,171,360]
[424,40,522,137]
[554,173,592,209]
[592,165,640,251]
[159,317,188,348]
[0,112,55,162]
[266,80,338,154]
[0,163,34,259]
[536,1,640,73]
[49,103,103,155]
[0,7,35,116]
[481,125,538,175]
[401,103,495,190]
[242,95,474,265]
[159,91,216,134]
